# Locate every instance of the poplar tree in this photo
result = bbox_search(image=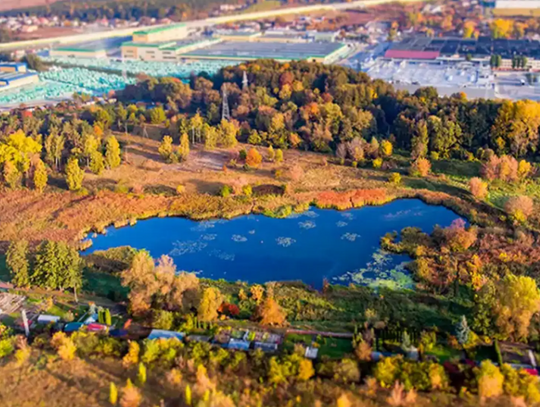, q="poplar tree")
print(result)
[33,159,48,192]
[177,133,190,162]
[65,158,84,191]
[90,151,105,175]
[105,136,121,169]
